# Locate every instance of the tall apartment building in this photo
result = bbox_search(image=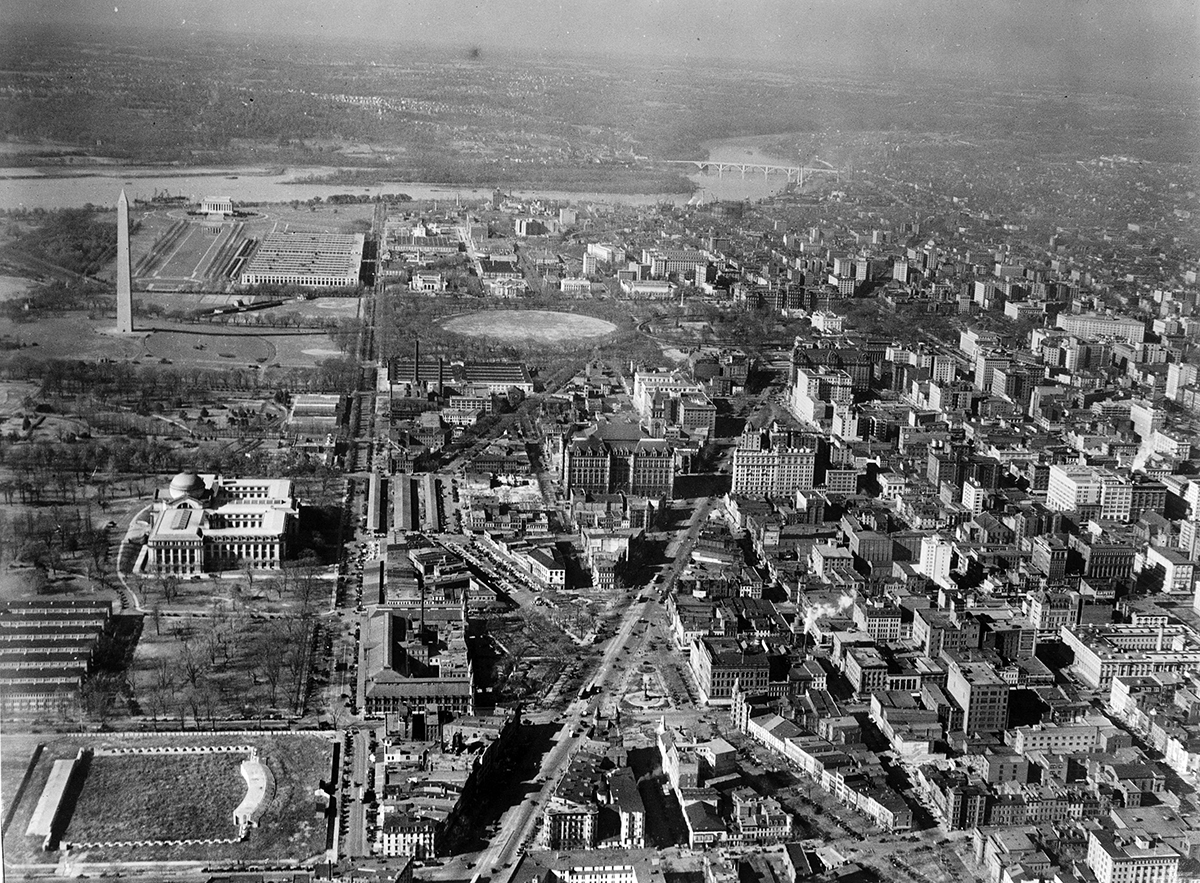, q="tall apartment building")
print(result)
[609,768,646,847]
[587,242,625,264]
[1138,546,1198,595]
[959,327,1002,361]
